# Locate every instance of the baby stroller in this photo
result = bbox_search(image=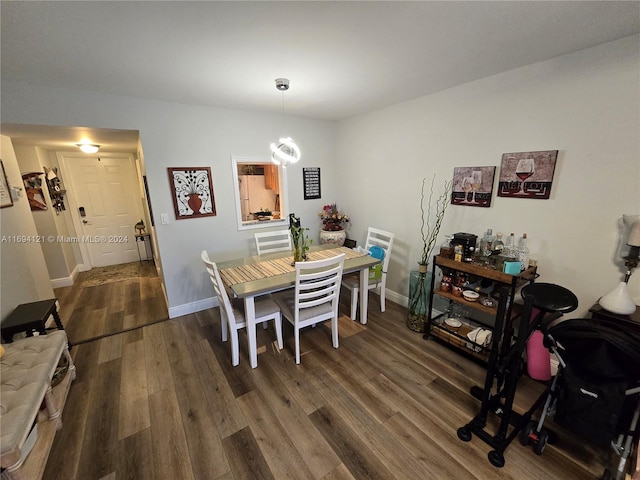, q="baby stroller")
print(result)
[520,315,640,480]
